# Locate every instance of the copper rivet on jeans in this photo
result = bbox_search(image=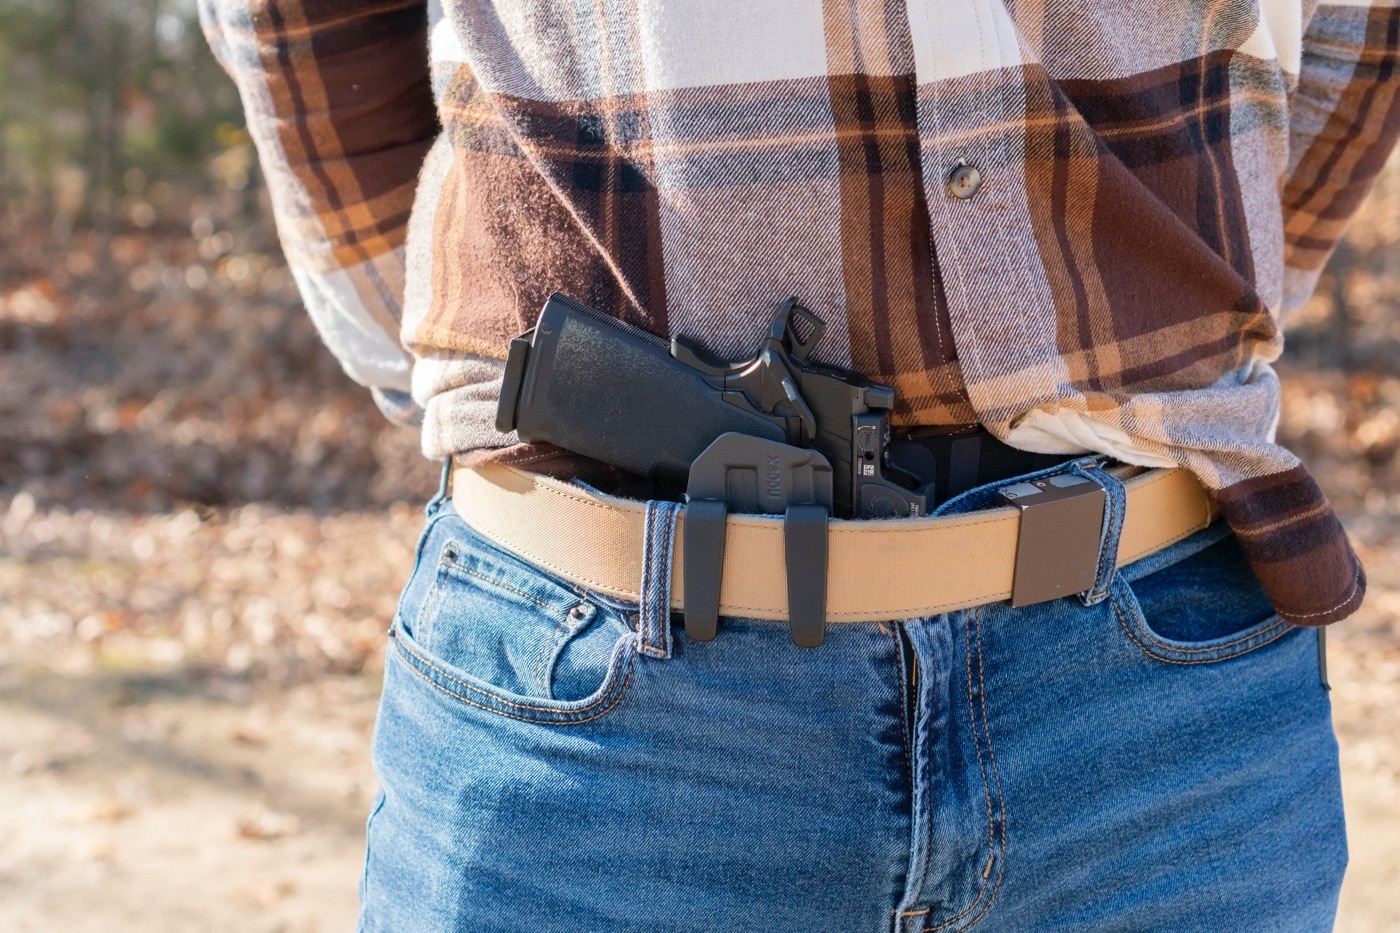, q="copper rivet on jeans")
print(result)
[947,163,983,199]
